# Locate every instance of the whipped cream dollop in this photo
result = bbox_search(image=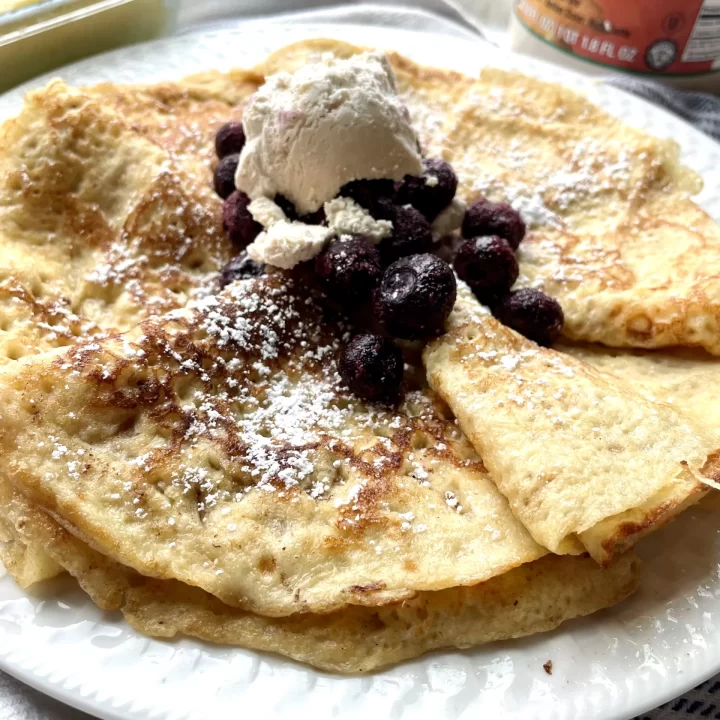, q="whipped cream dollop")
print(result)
[235,52,422,216]
[247,198,332,270]
[324,196,392,242]
[239,52,425,269]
